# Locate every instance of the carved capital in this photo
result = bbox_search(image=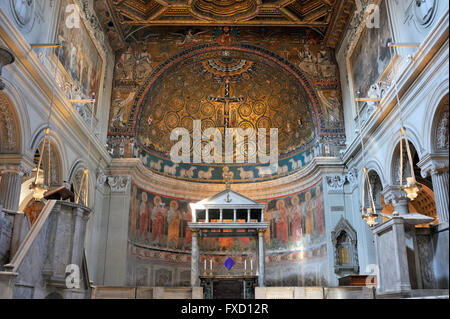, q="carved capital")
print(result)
[107,175,131,193]
[346,167,358,188]
[382,185,408,205]
[0,162,32,178]
[417,153,449,178]
[326,175,346,193]
[96,174,108,192]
